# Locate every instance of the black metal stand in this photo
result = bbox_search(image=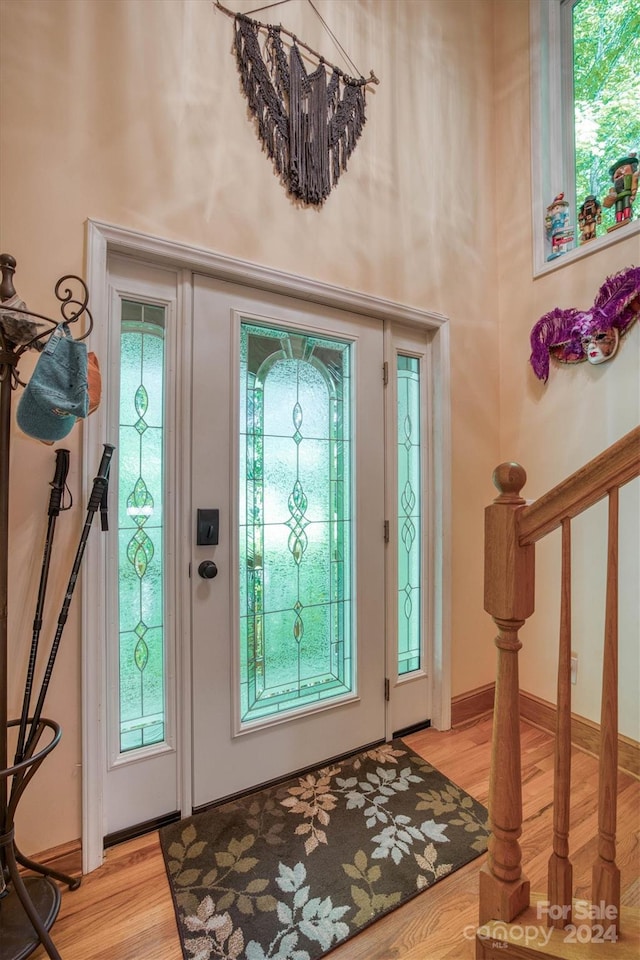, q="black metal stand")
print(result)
[1,720,81,960]
[0,256,93,959]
